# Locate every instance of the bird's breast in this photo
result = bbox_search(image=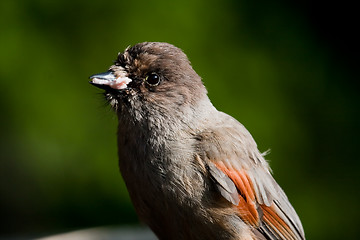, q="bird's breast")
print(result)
[117,127,206,206]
